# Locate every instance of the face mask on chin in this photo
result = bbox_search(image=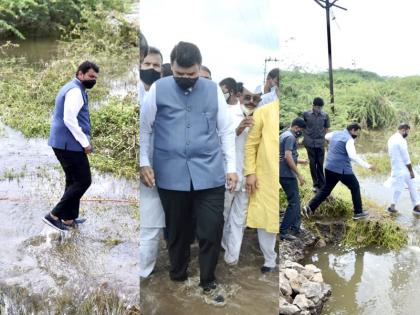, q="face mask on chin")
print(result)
[351,134,358,139]
[224,92,231,102]
[294,130,303,138]
[174,76,198,90]
[140,68,161,86]
[403,133,408,138]
[241,104,255,116]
